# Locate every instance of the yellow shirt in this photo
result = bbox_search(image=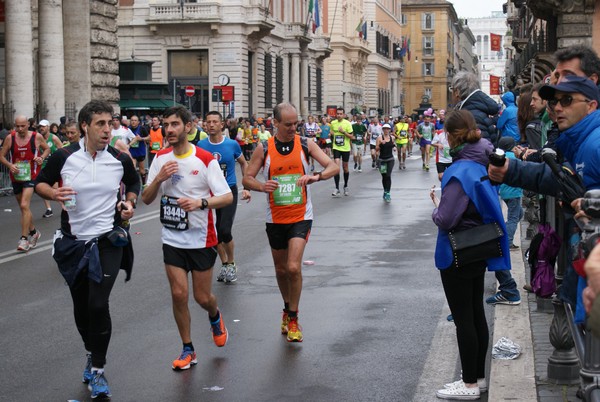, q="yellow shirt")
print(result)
[394,122,409,144]
[330,119,353,152]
